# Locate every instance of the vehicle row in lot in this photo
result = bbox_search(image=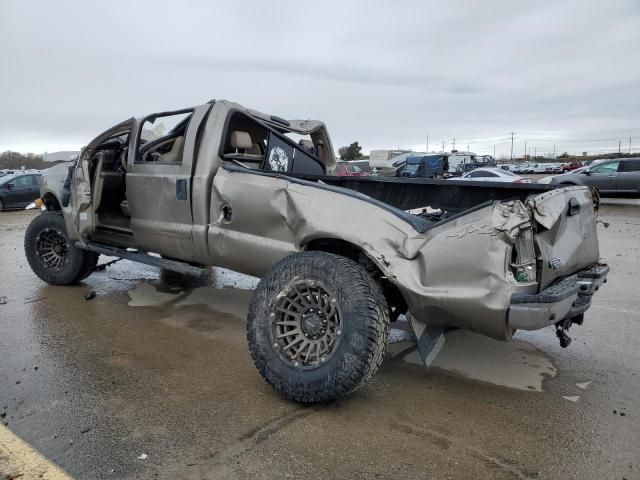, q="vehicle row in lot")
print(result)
[453,167,531,183]
[497,162,585,175]
[335,161,370,176]
[0,173,42,210]
[539,158,640,196]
